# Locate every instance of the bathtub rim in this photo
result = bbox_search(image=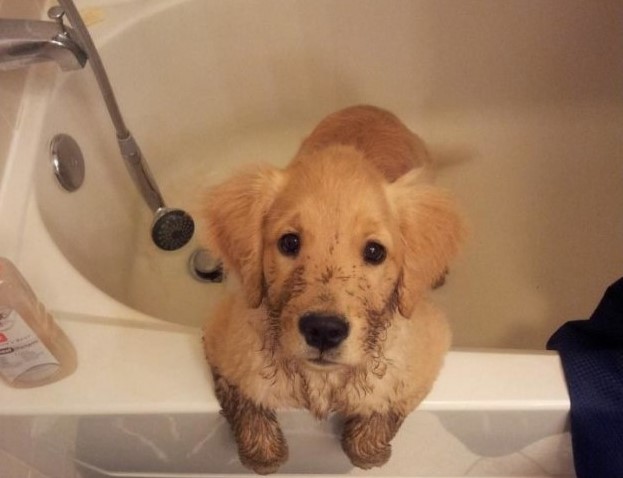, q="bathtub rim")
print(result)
[0,310,570,416]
